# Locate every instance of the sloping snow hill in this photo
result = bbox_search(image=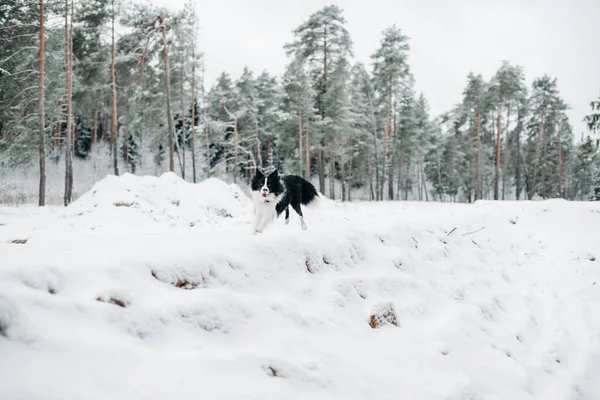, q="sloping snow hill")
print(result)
[1,173,599,400]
